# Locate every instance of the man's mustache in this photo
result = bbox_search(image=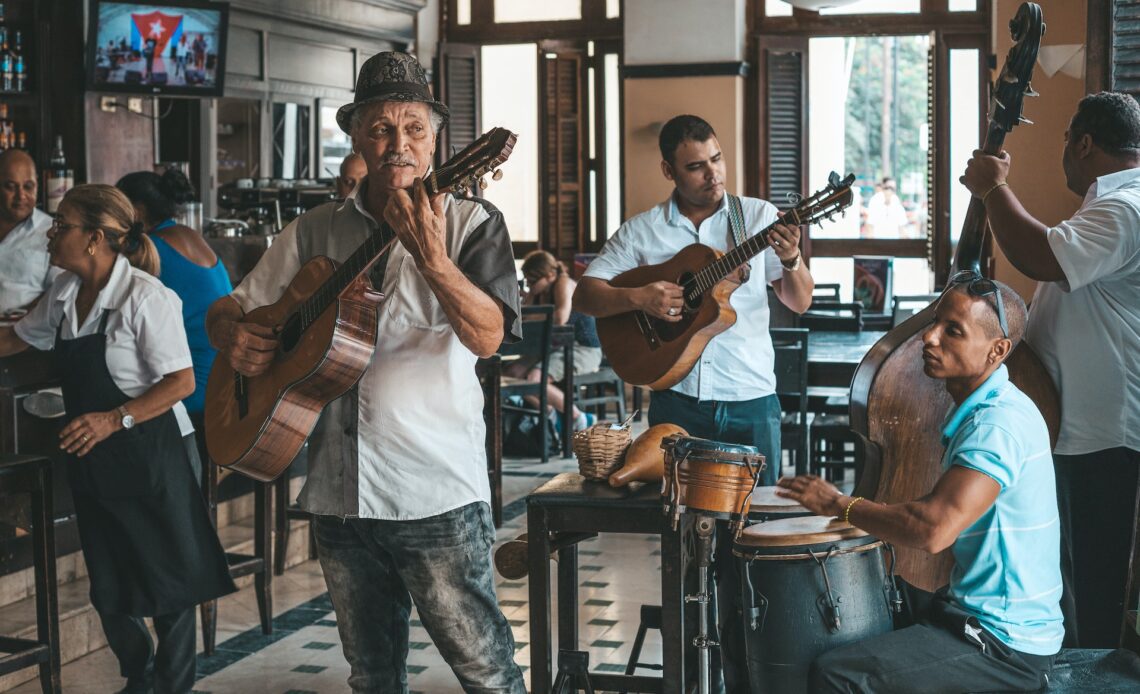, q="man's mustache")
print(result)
[380,154,417,167]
